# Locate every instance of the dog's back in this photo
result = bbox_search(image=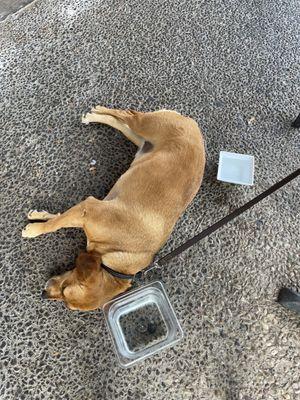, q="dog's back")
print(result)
[103,110,206,253]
